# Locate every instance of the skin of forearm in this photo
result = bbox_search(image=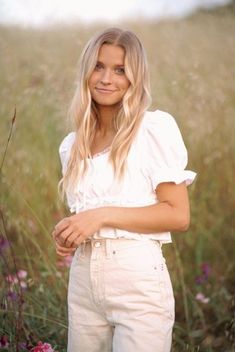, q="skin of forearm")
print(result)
[100,202,190,234]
